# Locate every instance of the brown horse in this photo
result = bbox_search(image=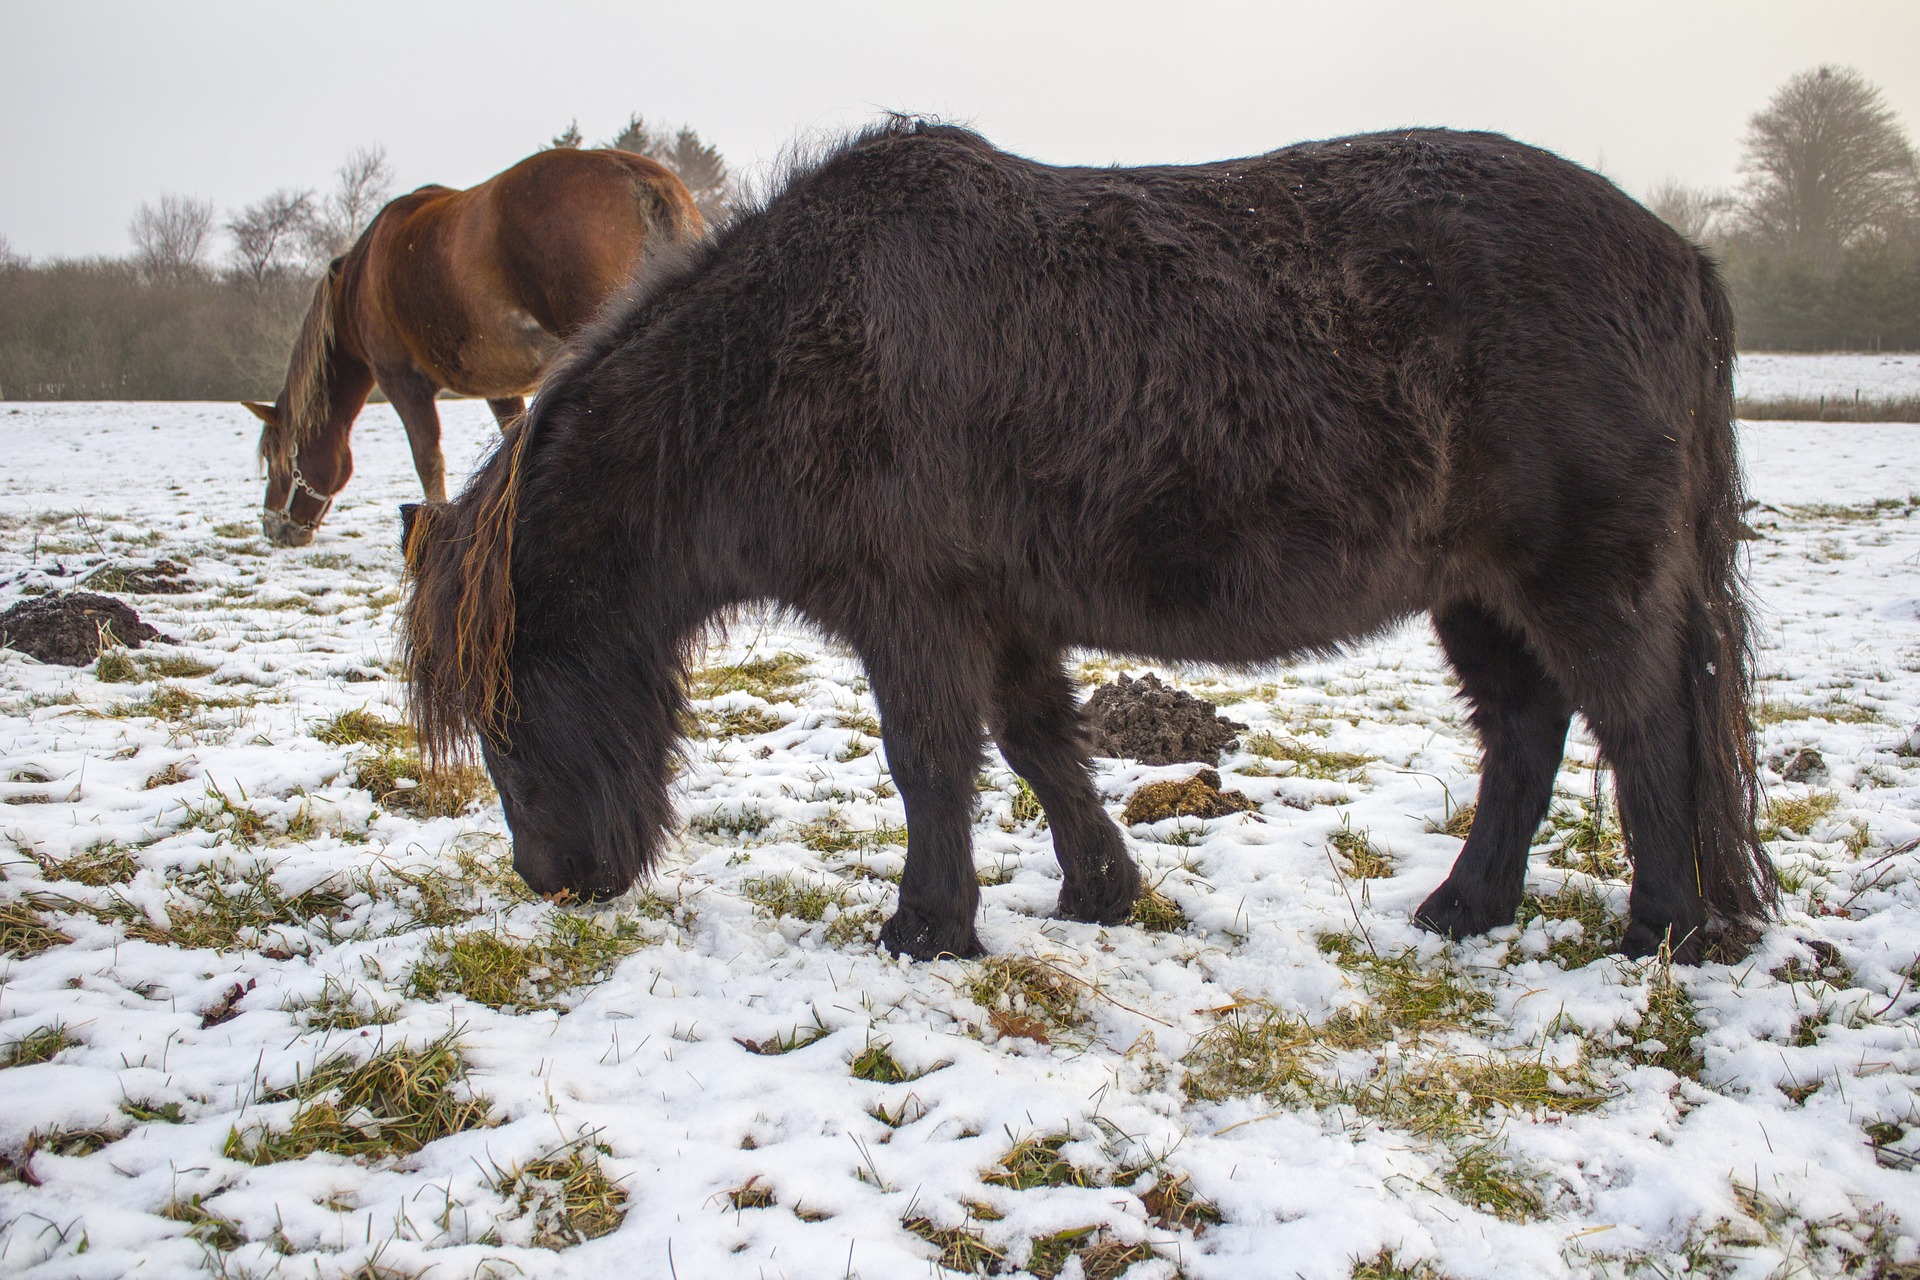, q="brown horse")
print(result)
[242,148,703,546]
